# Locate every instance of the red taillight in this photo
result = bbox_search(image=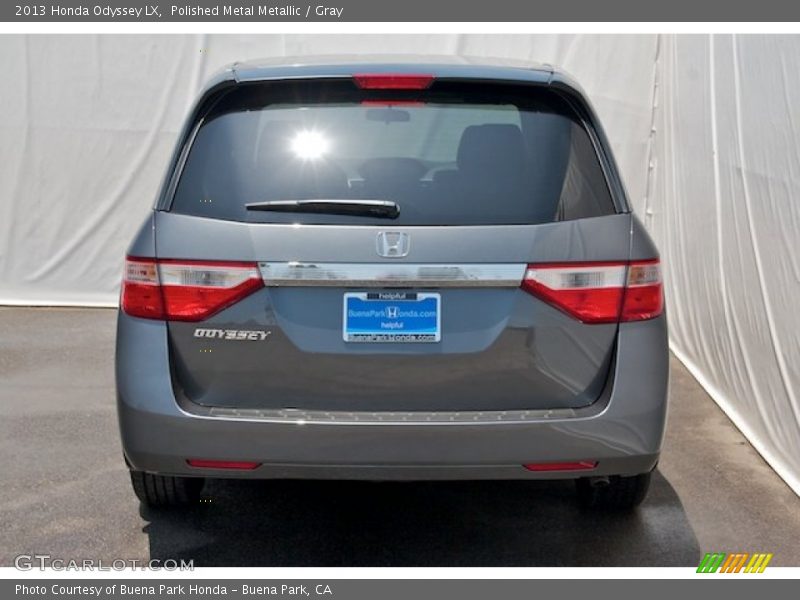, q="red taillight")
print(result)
[186,459,261,470]
[521,259,663,324]
[353,73,435,90]
[523,461,598,472]
[121,258,165,319]
[620,260,664,321]
[121,257,263,322]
